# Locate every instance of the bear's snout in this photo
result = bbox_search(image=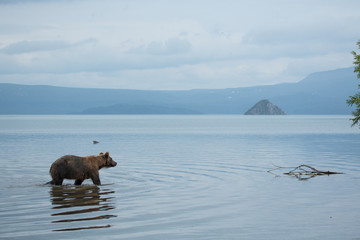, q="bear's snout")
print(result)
[108,158,117,167]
